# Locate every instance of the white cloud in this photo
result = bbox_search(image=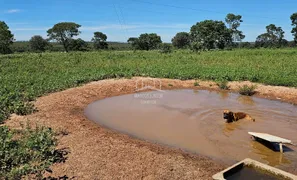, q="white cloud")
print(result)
[12,27,49,31]
[5,9,21,14]
[80,23,190,31]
